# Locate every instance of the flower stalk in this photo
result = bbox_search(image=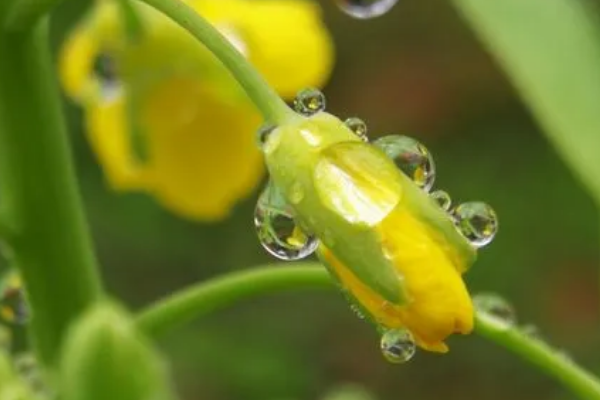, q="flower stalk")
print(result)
[0,19,103,365]
[137,264,600,400]
[138,0,293,125]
